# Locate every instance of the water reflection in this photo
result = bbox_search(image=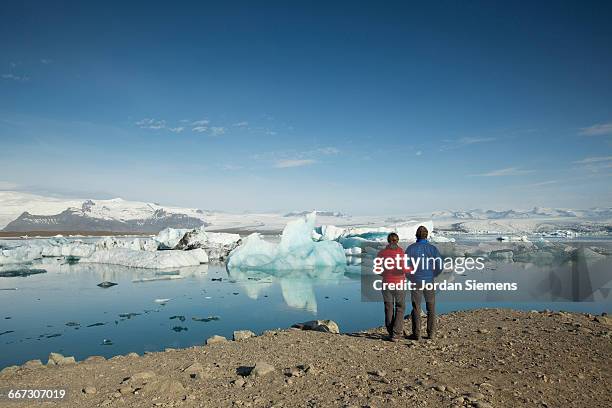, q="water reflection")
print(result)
[227,265,347,313]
